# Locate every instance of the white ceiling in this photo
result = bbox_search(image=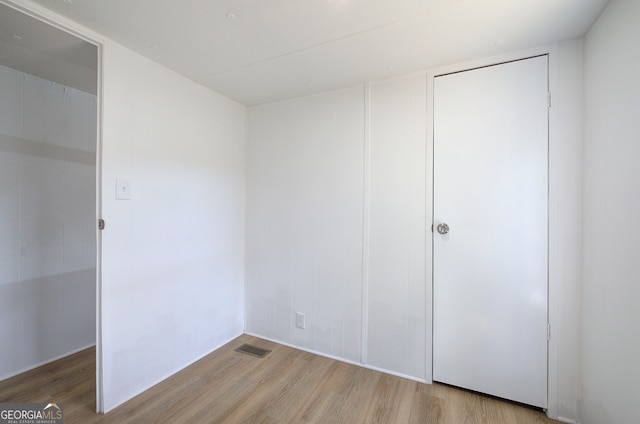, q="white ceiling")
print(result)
[23,0,608,105]
[0,2,97,93]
